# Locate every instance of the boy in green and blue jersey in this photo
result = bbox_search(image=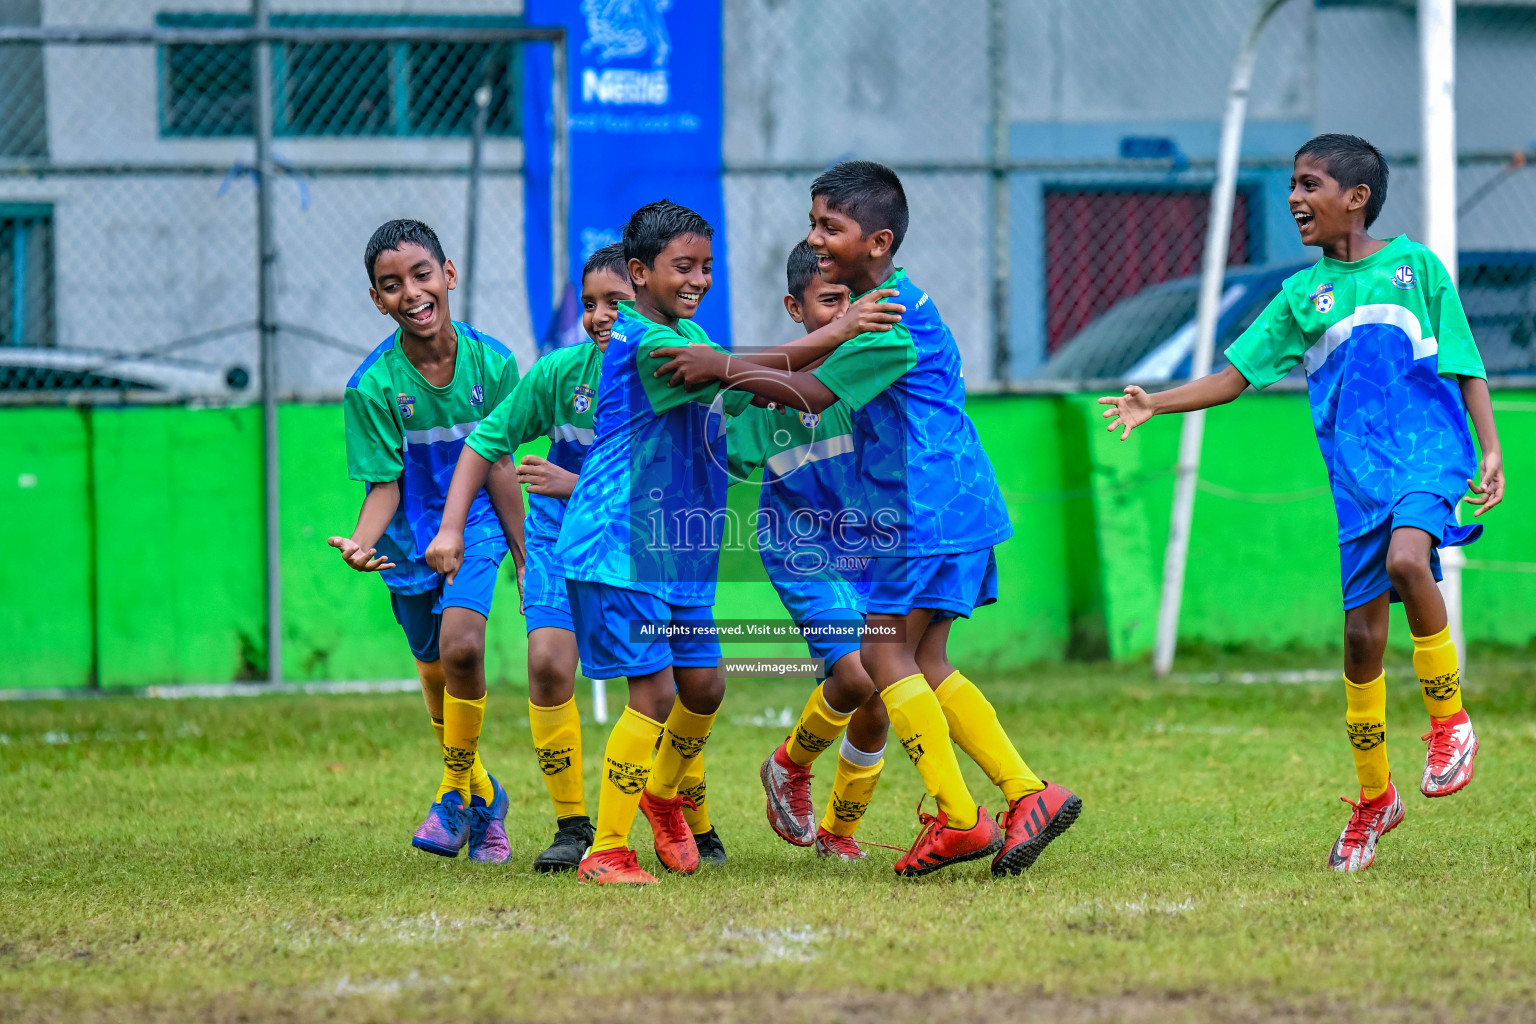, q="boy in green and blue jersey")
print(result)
[331,219,524,865]
[1102,134,1505,873]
